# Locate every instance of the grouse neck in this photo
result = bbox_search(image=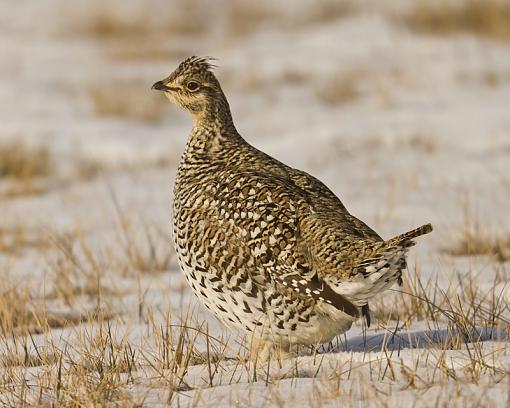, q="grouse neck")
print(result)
[191,92,236,133]
[186,95,244,157]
